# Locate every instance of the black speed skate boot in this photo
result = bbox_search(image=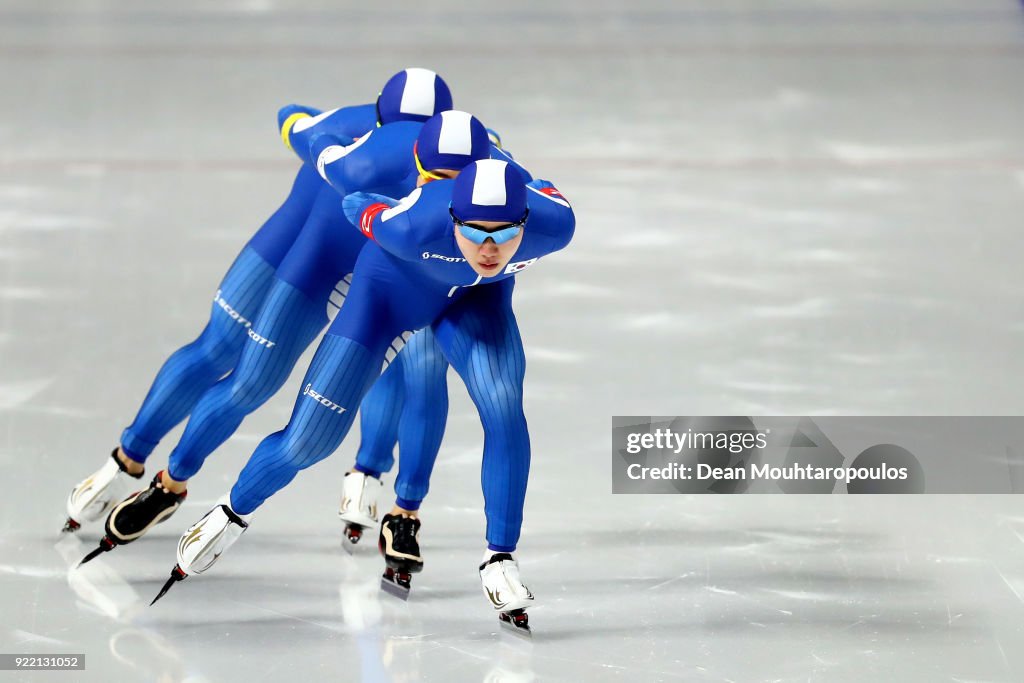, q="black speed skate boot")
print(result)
[78,472,187,565]
[378,513,423,600]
